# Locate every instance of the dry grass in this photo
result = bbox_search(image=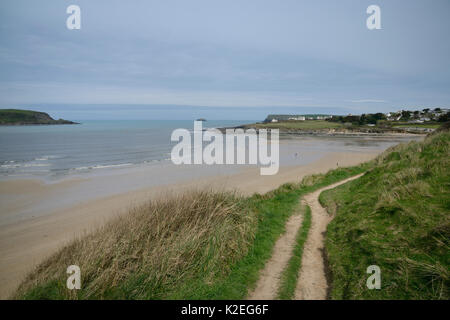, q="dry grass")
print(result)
[14,190,257,299]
